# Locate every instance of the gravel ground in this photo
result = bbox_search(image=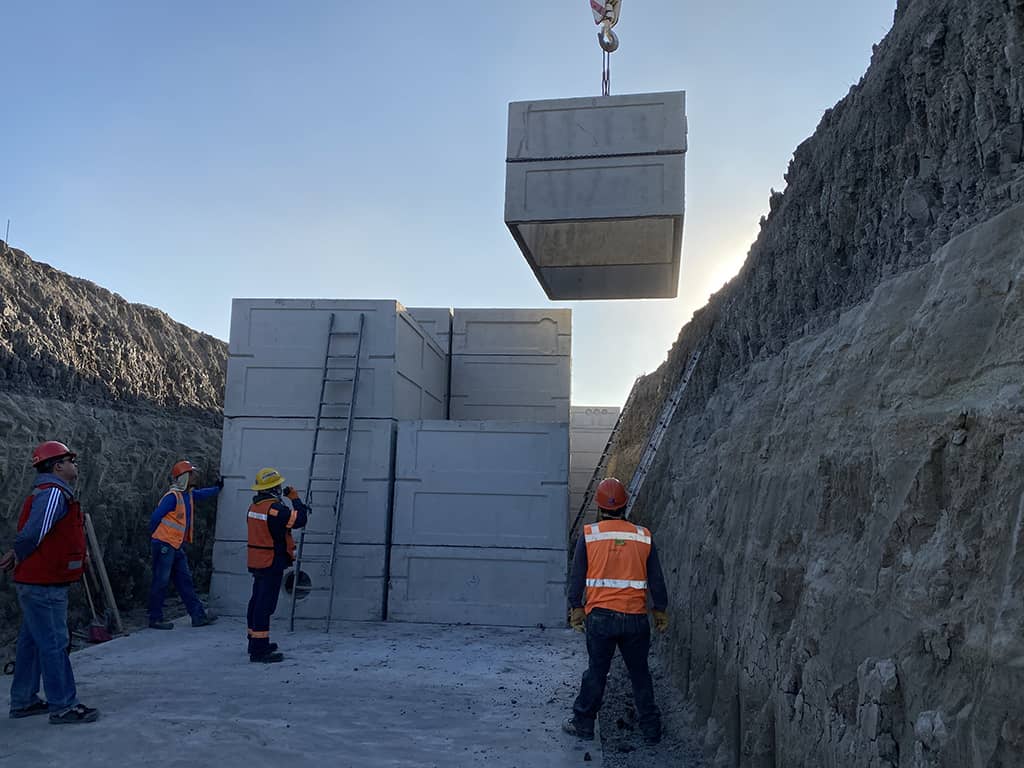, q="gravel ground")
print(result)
[597,651,707,767]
